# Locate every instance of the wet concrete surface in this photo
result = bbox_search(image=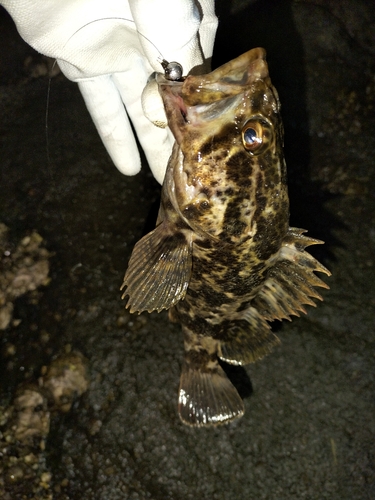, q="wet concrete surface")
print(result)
[1,1,375,498]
